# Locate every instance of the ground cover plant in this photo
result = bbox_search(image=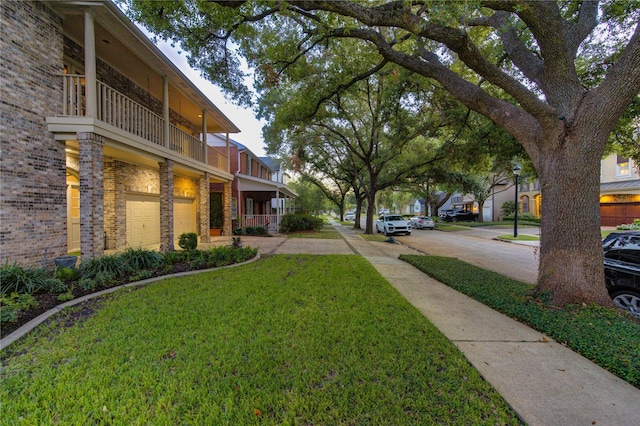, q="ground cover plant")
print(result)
[1,255,520,424]
[399,255,640,389]
[0,245,257,338]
